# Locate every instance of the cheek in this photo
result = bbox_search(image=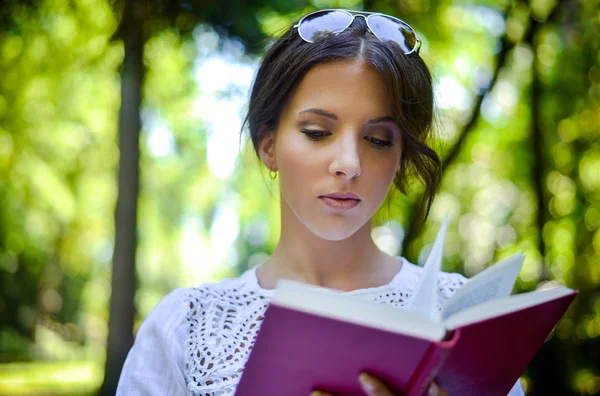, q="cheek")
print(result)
[276,133,318,175]
[365,152,401,185]
[277,140,322,217]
